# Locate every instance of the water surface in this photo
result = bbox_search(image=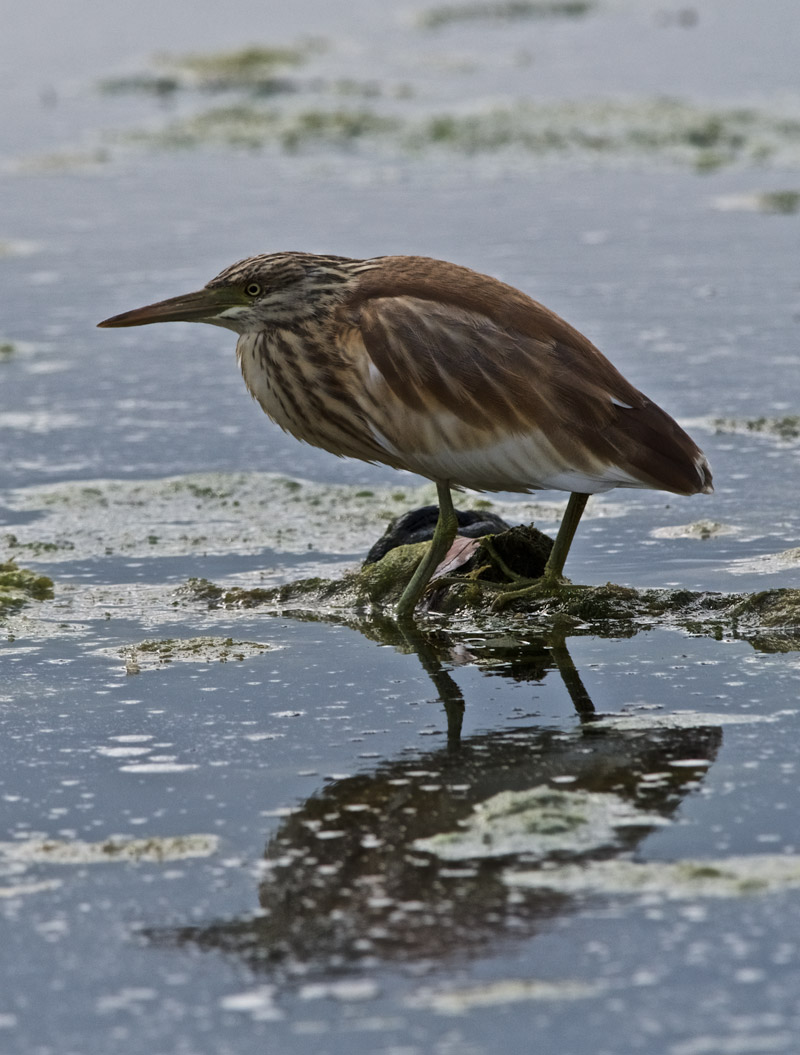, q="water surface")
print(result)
[2,2,800,1053]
